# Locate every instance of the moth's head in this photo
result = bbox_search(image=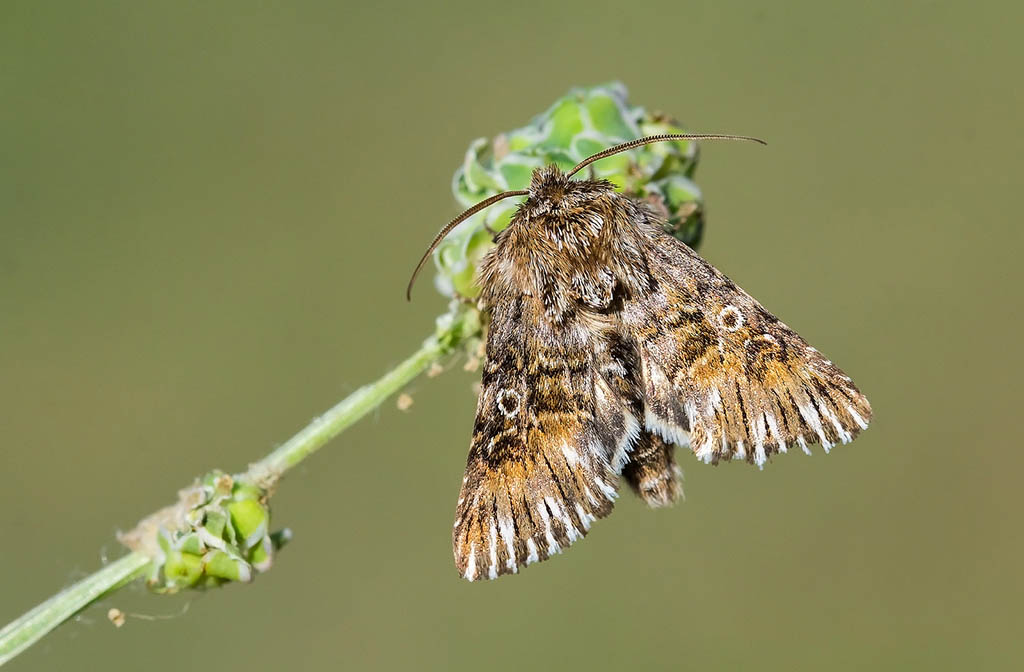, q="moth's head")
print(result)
[523,164,611,218]
[528,164,570,199]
